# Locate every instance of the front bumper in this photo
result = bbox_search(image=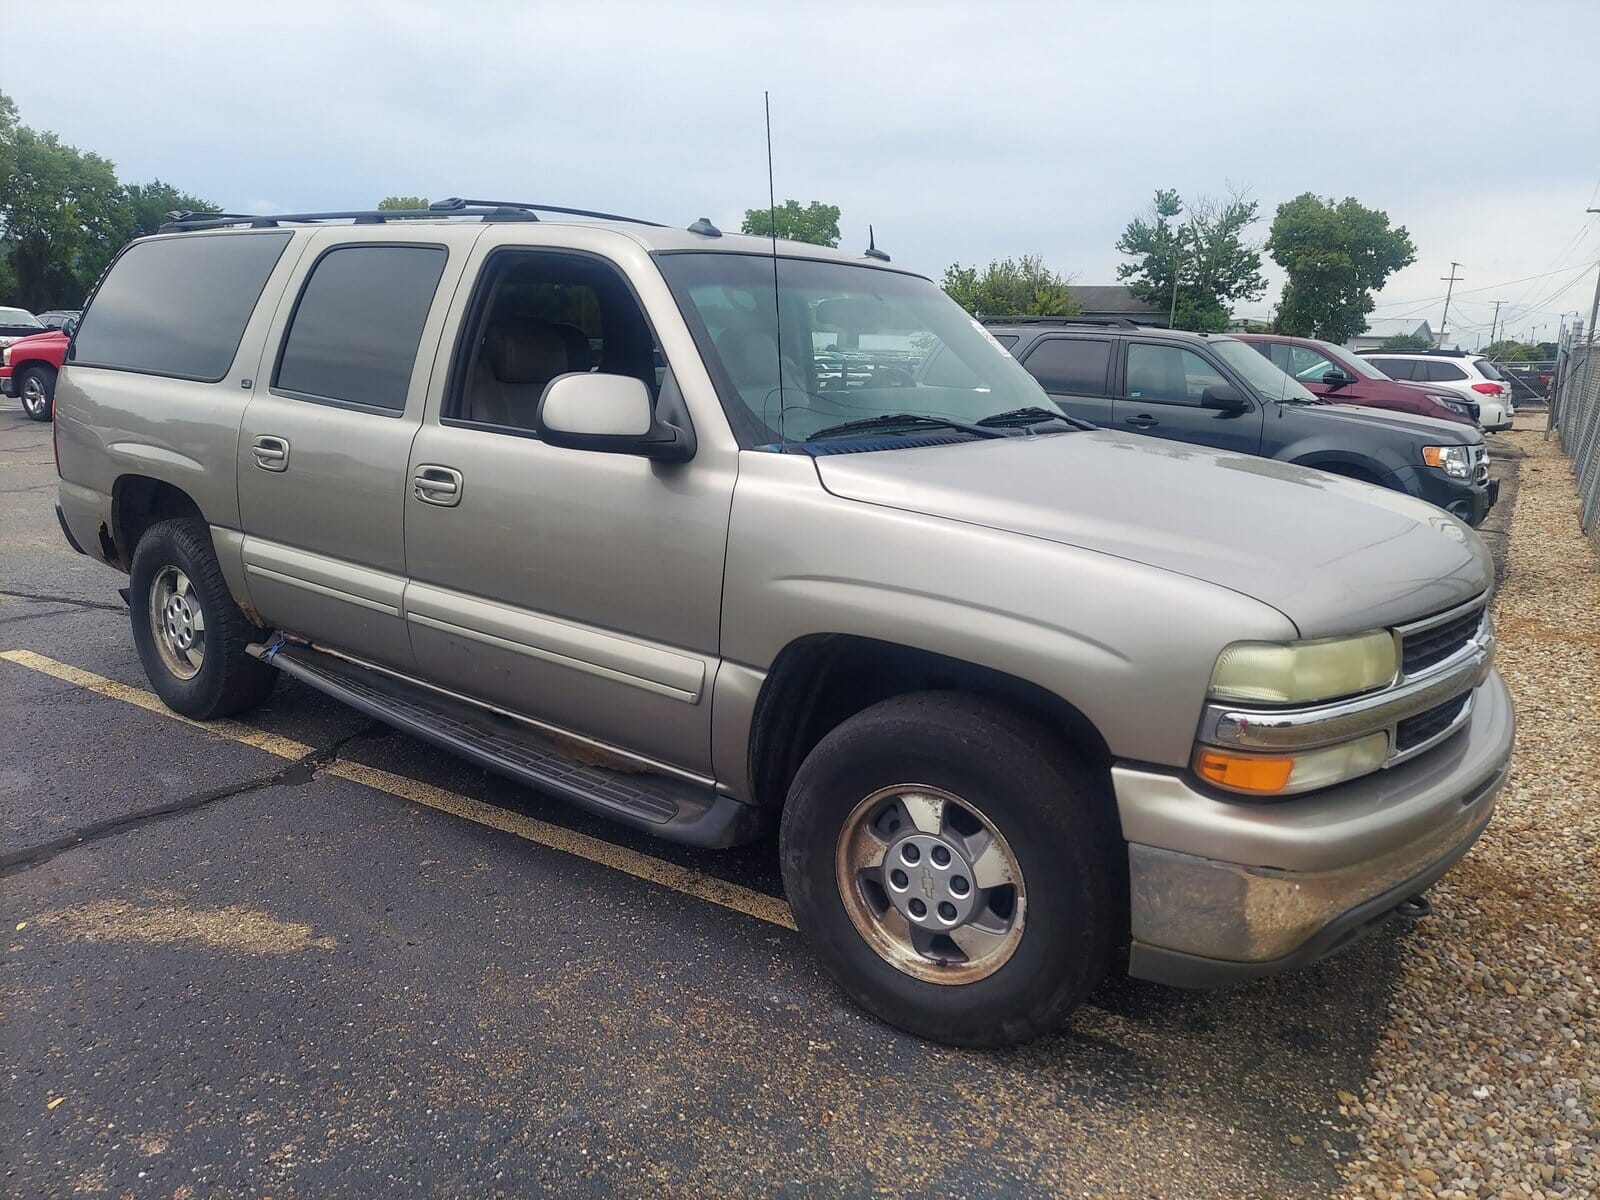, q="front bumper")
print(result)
[0,366,14,396]
[1392,463,1496,526]
[1115,669,1513,988]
